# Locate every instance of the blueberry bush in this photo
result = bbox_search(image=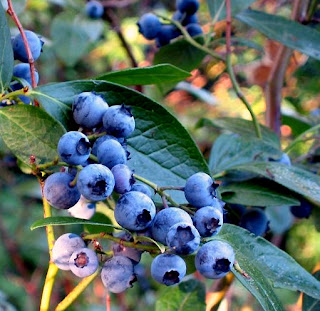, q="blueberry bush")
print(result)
[1,0,320,310]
